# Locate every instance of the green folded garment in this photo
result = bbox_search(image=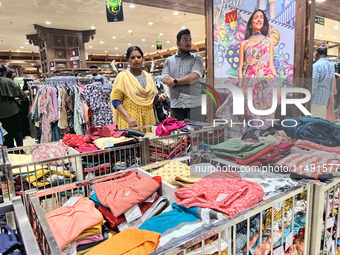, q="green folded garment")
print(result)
[209,139,271,159]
